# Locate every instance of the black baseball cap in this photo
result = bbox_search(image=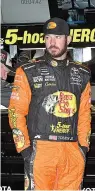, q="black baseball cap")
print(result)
[43,17,69,36]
